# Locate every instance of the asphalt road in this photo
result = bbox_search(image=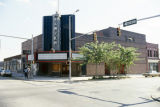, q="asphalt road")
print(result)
[0,76,160,107]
